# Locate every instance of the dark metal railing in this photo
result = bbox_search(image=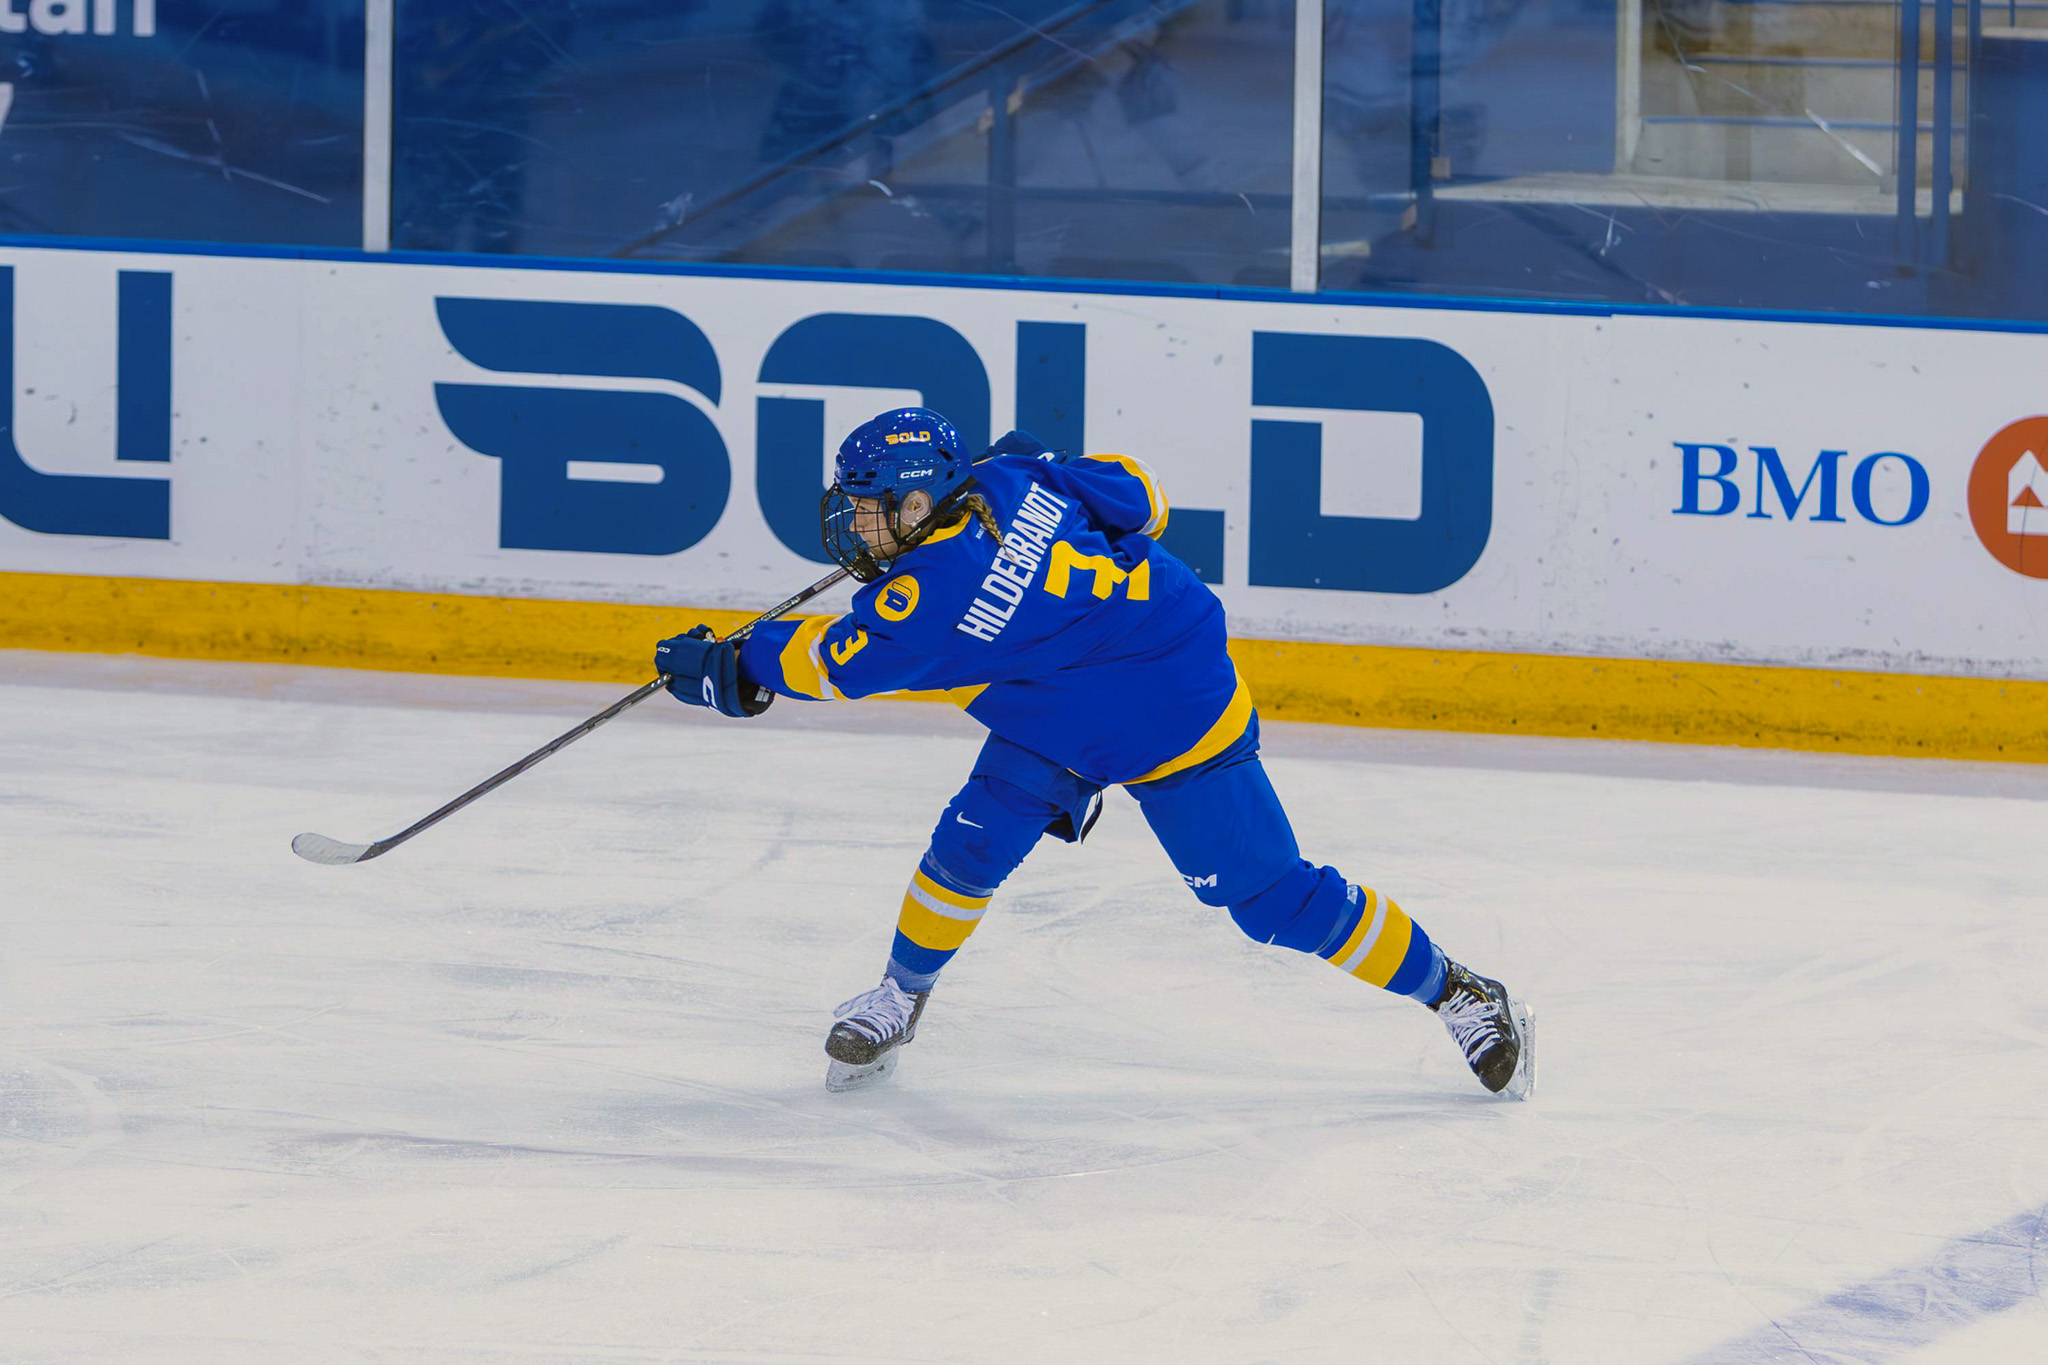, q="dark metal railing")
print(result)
[1410,0,1443,245]
[609,0,1148,262]
[1901,0,1984,269]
